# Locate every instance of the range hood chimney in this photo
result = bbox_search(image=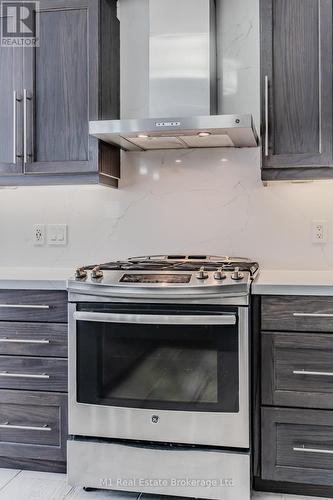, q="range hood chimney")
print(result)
[89,0,259,151]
